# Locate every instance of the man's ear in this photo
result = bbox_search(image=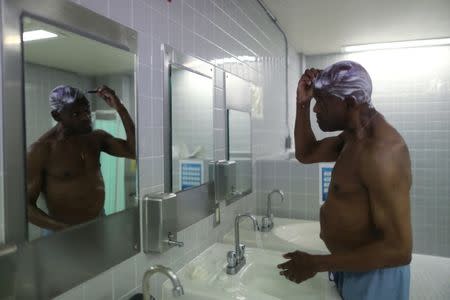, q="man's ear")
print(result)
[51,110,61,122]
